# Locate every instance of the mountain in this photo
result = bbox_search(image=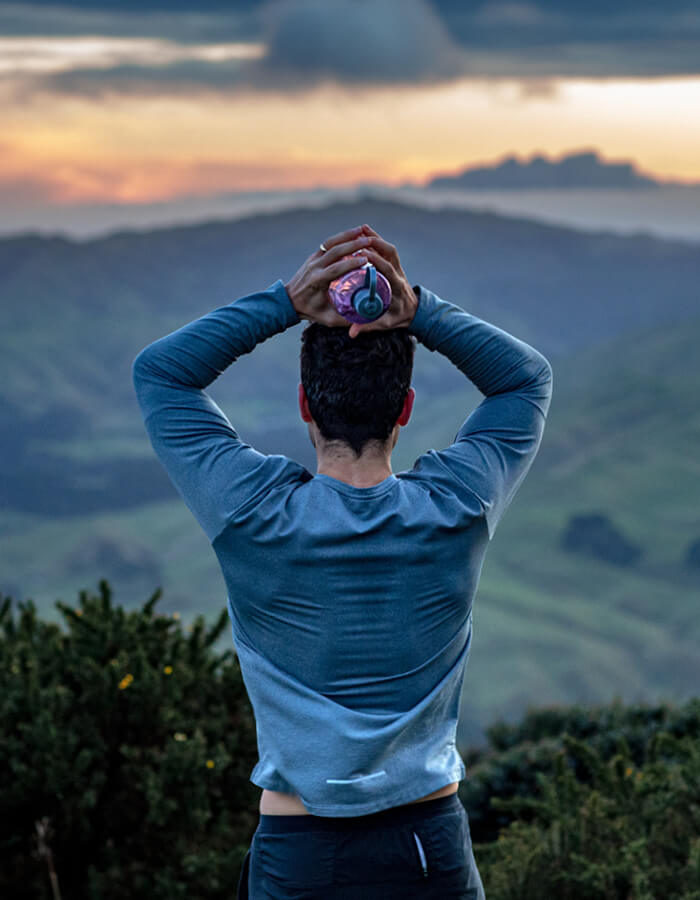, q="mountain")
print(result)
[2,197,698,523]
[1,196,699,739]
[427,149,667,190]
